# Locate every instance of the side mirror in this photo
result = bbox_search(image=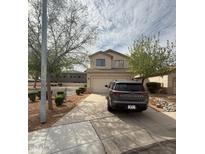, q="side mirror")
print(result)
[105,85,108,88]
